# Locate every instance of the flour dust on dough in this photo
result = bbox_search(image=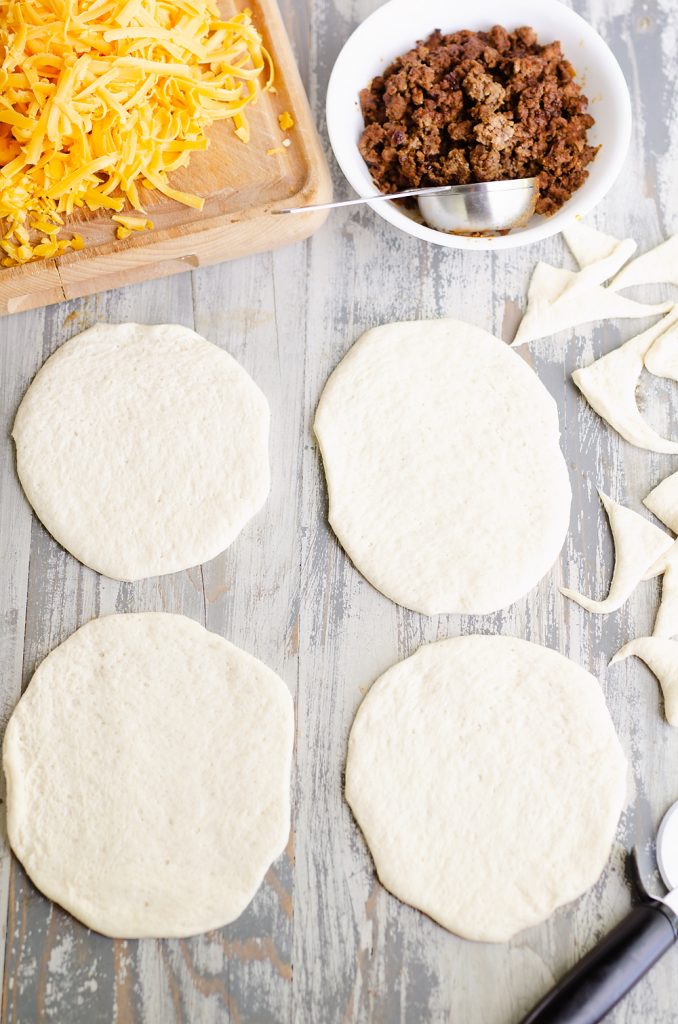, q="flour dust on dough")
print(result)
[560,491,673,613]
[572,309,678,454]
[13,323,270,580]
[645,470,678,534]
[562,221,636,282]
[346,635,627,943]
[2,613,294,938]
[612,637,678,726]
[511,262,671,348]
[314,319,571,616]
[612,234,678,290]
